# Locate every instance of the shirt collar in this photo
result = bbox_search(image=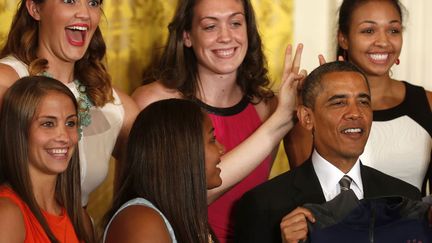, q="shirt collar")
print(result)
[312,149,364,201]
